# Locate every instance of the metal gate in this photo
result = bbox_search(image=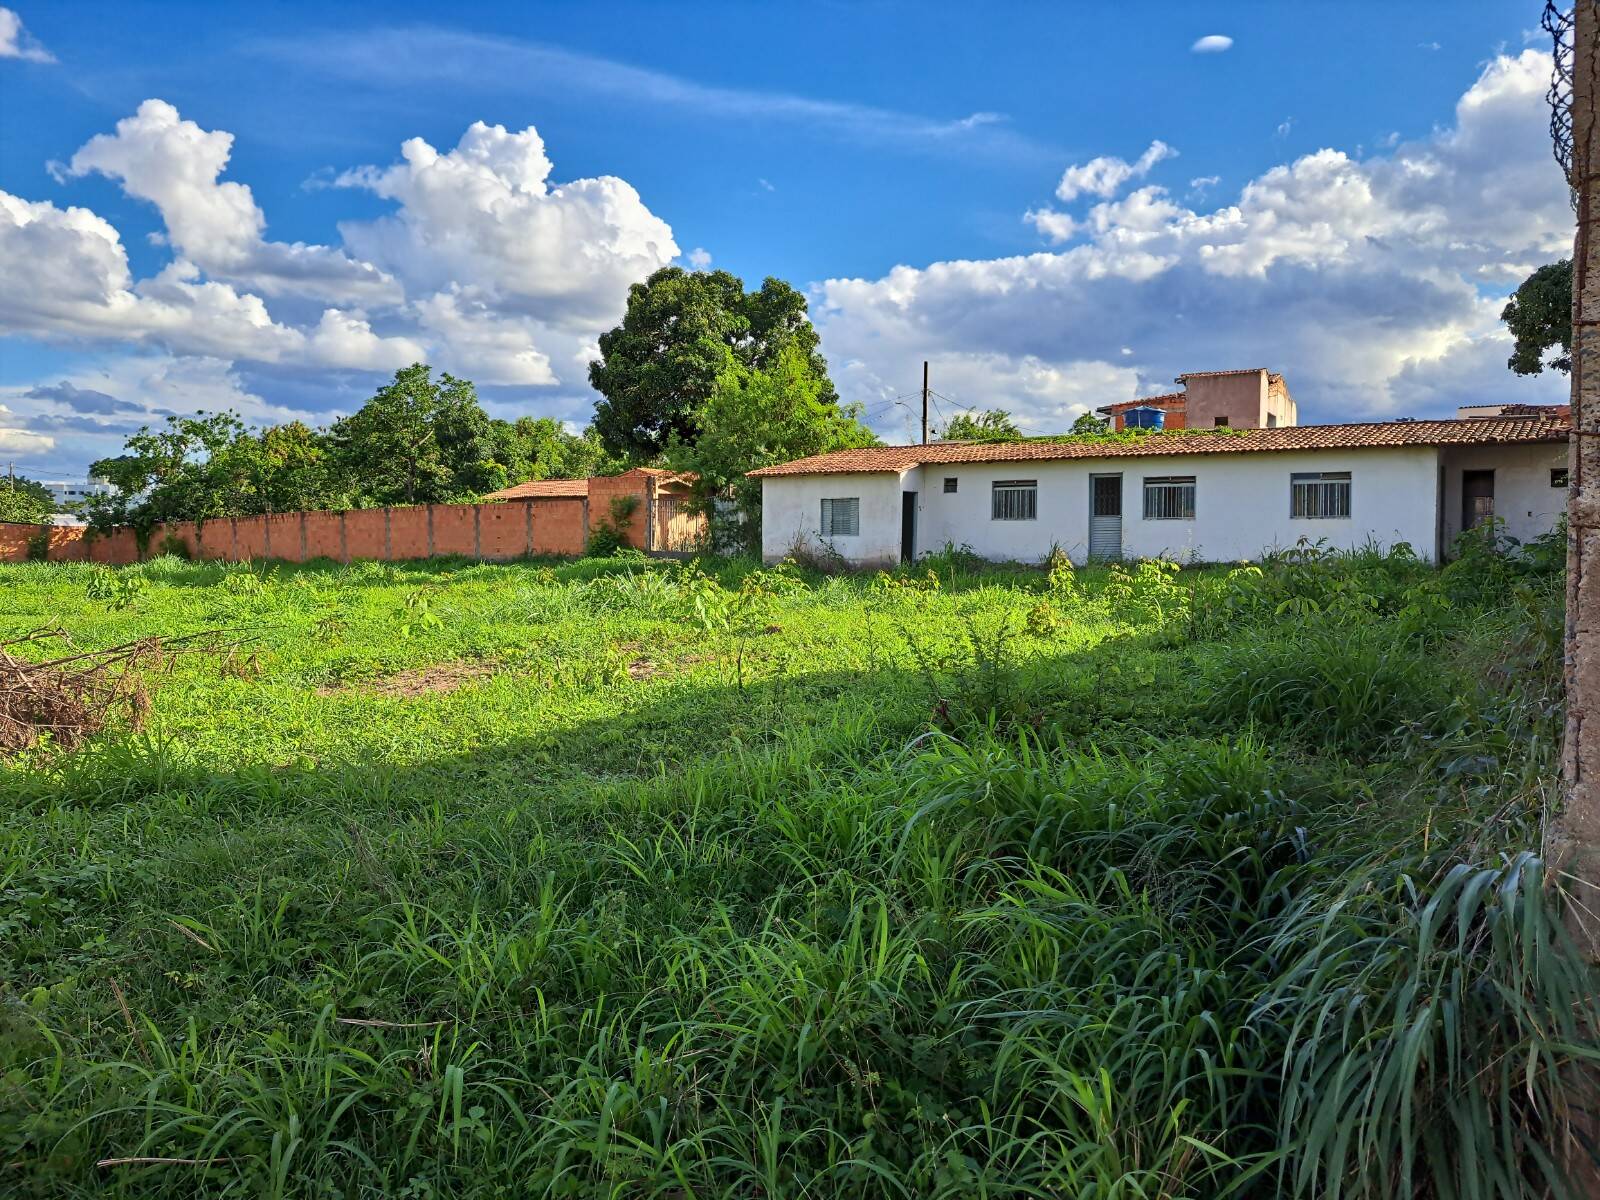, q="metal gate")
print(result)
[1088,474,1123,561]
